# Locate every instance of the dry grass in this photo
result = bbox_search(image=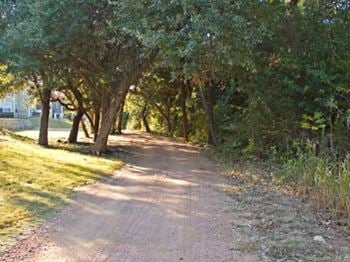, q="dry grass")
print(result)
[278,155,350,220]
[226,162,350,261]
